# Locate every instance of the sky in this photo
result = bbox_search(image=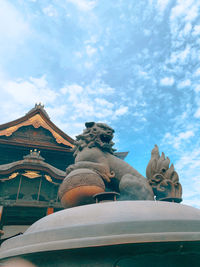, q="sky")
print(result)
[0,0,200,208]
